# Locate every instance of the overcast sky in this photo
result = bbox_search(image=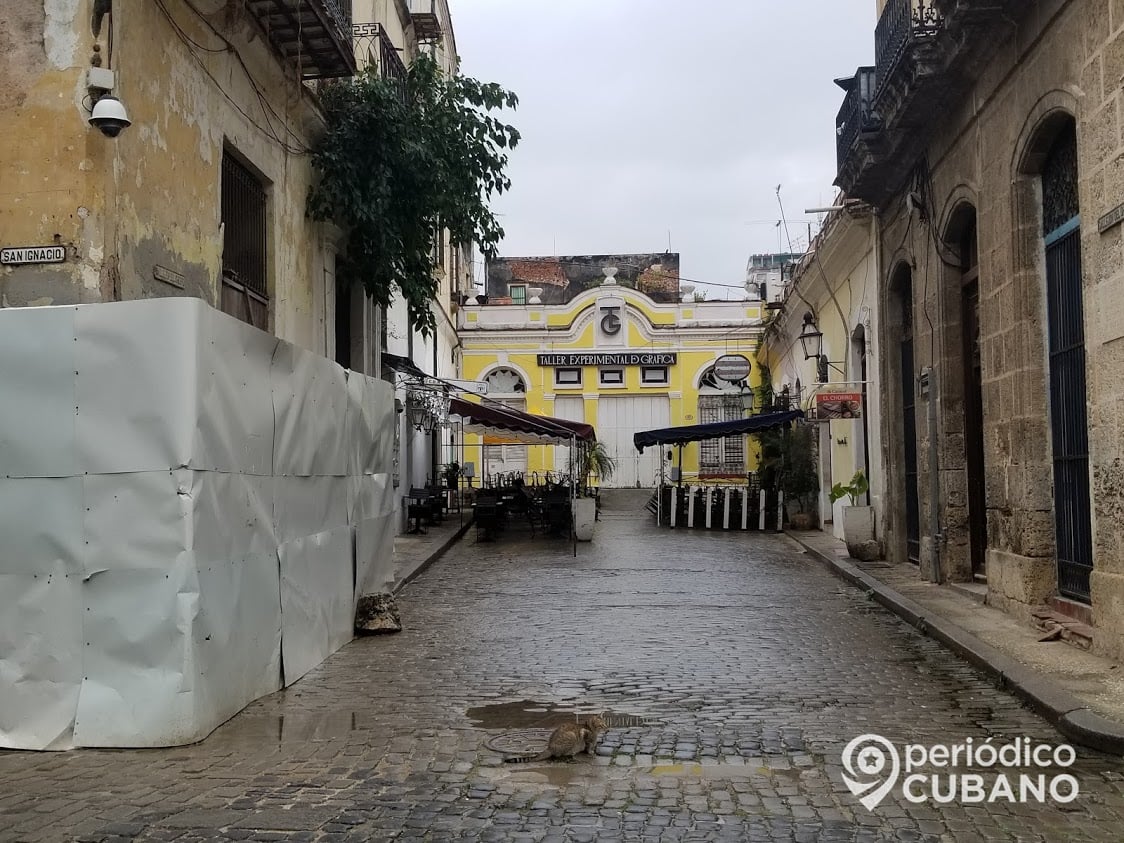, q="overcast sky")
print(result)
[453,1,875,299]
